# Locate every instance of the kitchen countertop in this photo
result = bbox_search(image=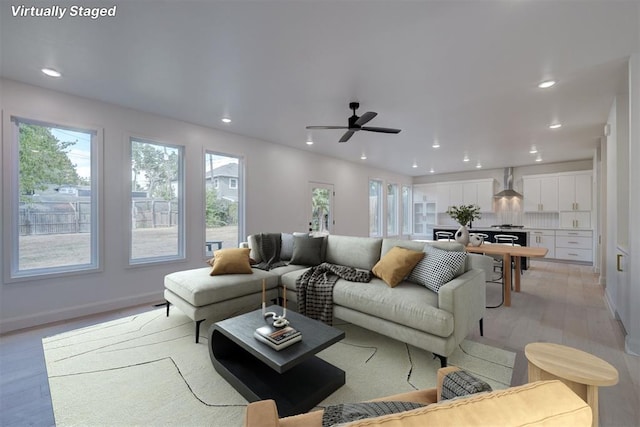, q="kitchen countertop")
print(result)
[434,226,593,232]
